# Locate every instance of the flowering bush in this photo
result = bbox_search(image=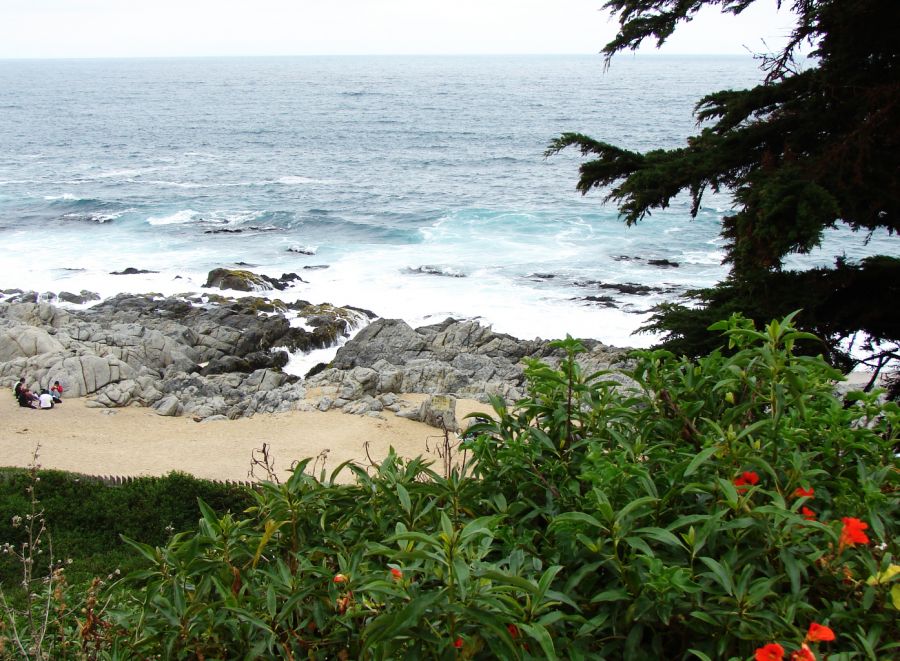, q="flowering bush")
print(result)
[3,313,896,659]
